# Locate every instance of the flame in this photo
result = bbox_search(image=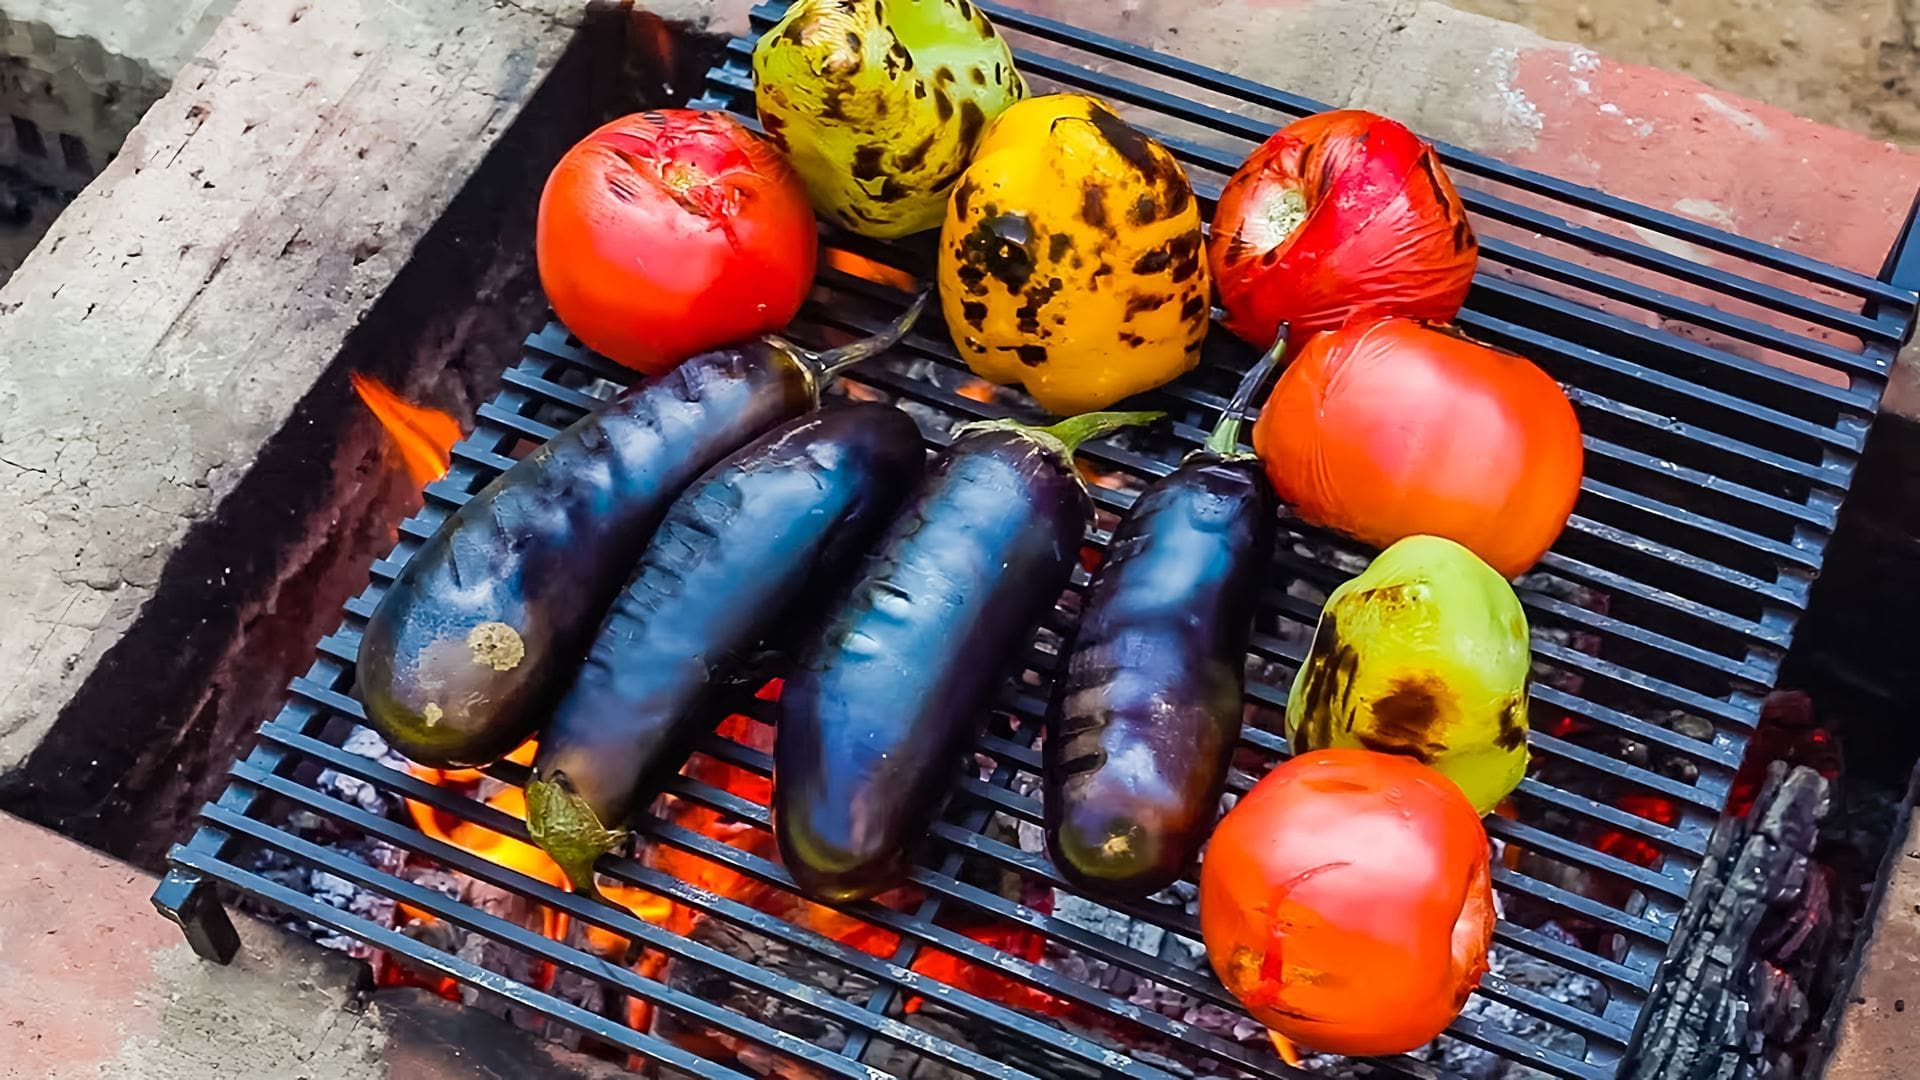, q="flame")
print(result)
[350,373,460,485]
